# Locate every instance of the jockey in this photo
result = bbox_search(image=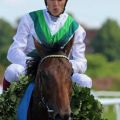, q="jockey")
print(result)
[3,0,92,91]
